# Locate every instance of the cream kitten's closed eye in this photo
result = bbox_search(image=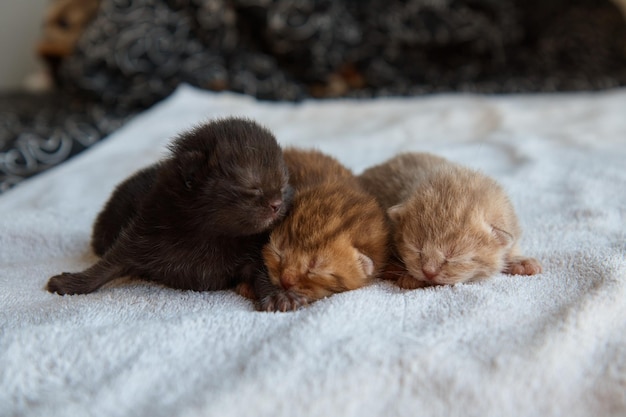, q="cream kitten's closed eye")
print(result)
[402,247,492,285]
